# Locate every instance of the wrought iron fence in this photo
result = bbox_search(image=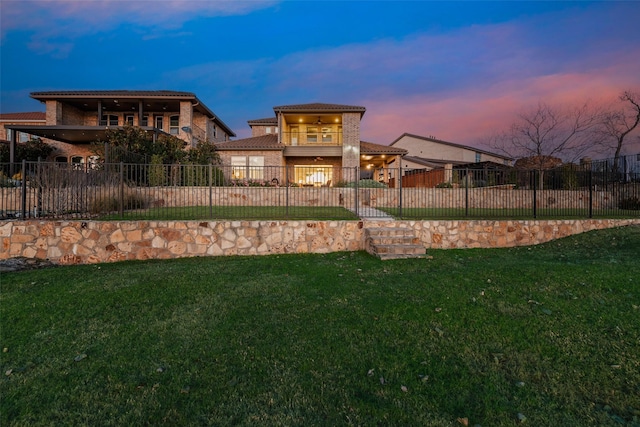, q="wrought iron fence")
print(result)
[1,155,639,221]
